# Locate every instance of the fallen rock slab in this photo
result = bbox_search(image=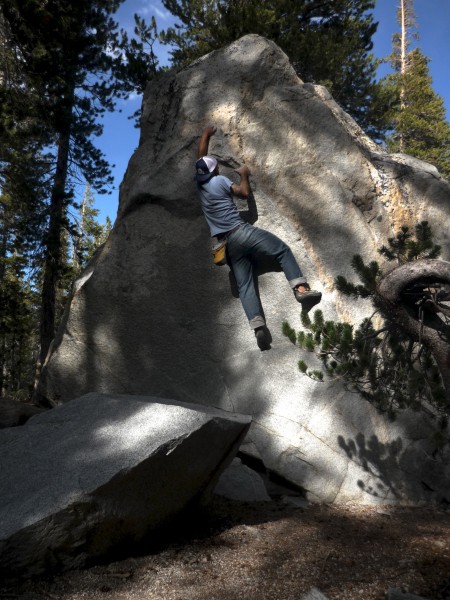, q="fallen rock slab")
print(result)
[0,393,251,578]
